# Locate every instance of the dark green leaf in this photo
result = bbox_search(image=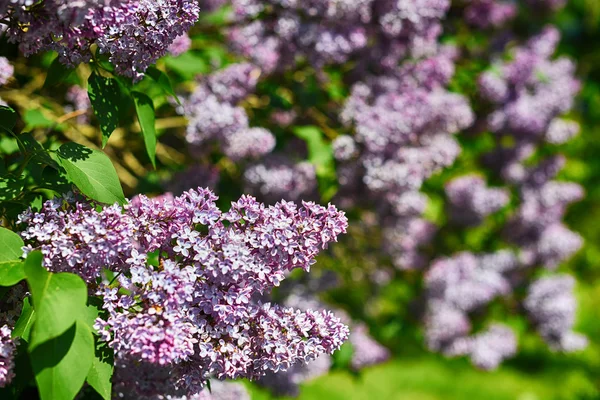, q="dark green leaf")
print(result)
[20,133,60,169]
[88,73,121,147]
[0,260,26,286]
[86,342,113,400]
[0,175,24,202]
[146,66,180,104]
[0,106,17,132]
[57,142,125,205]
[0,226,24,261]
[44,58,73,88]
[12,296,35,341]
[30,321,94,400]
[24,251,89,348]
[131,91,157,167]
